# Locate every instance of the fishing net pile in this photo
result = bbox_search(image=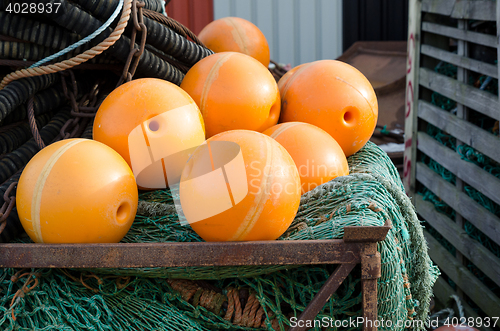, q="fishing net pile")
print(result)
[0,0,439,329]
[1,142,439,331]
